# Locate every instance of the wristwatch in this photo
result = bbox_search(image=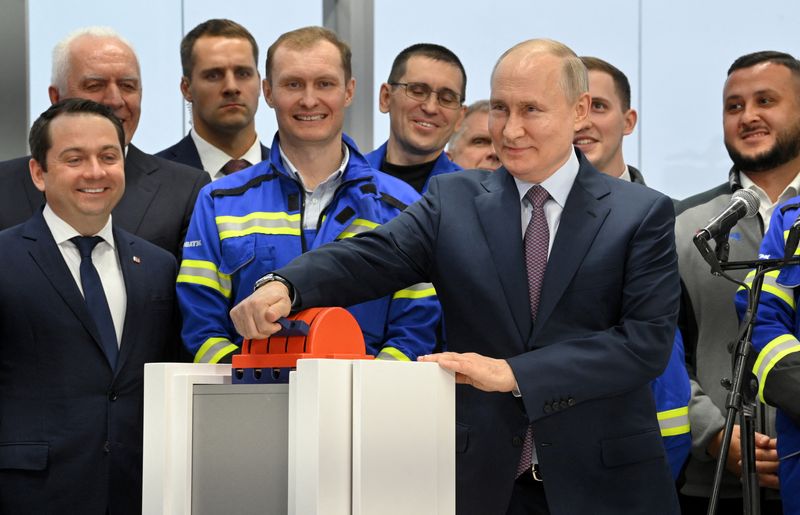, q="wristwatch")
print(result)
[253,273,293,294]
